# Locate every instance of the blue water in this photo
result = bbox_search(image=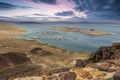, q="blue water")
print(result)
[17,23,120,53]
